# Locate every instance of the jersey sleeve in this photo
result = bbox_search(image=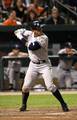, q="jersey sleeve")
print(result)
[8,52,14,56]
[14,28,32,41]
[58,49,67,60]
[28,41,41,51]
[37,35,48,48]
[58,49,65,54]
[72,49,77,54]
